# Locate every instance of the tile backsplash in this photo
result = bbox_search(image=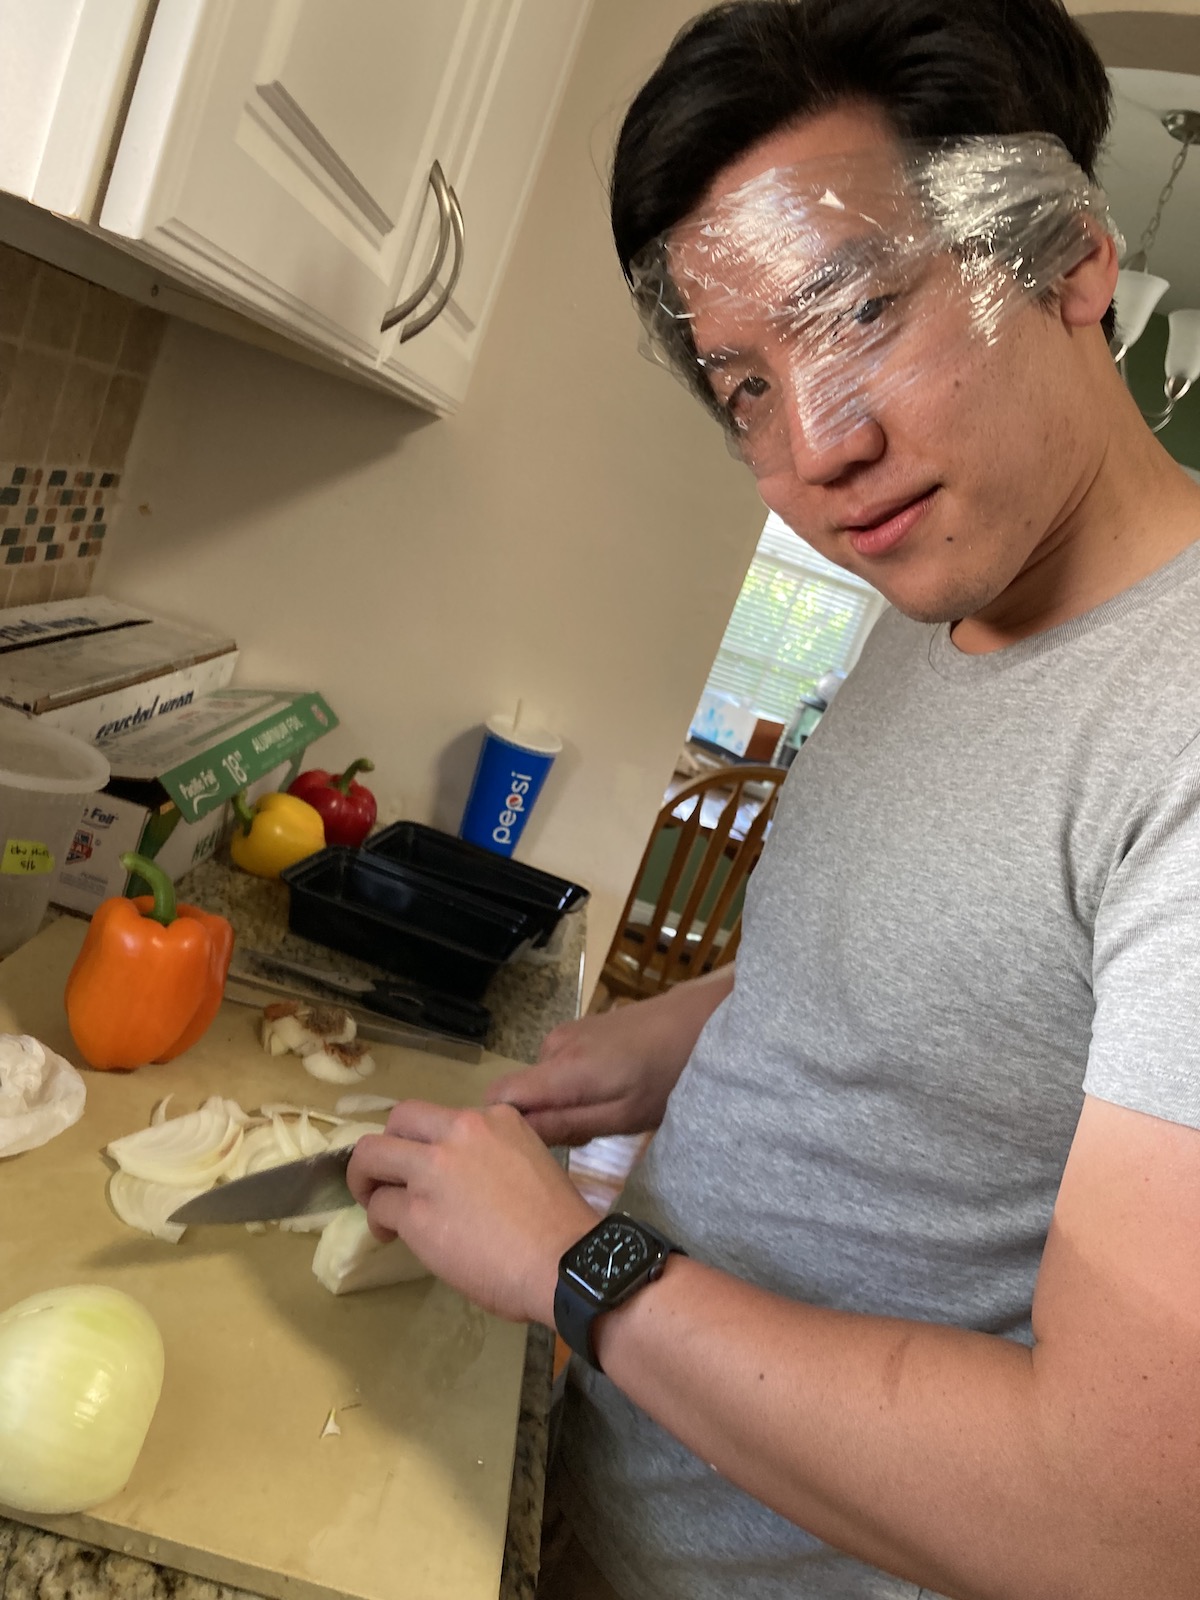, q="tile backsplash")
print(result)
[0,241,164,608]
